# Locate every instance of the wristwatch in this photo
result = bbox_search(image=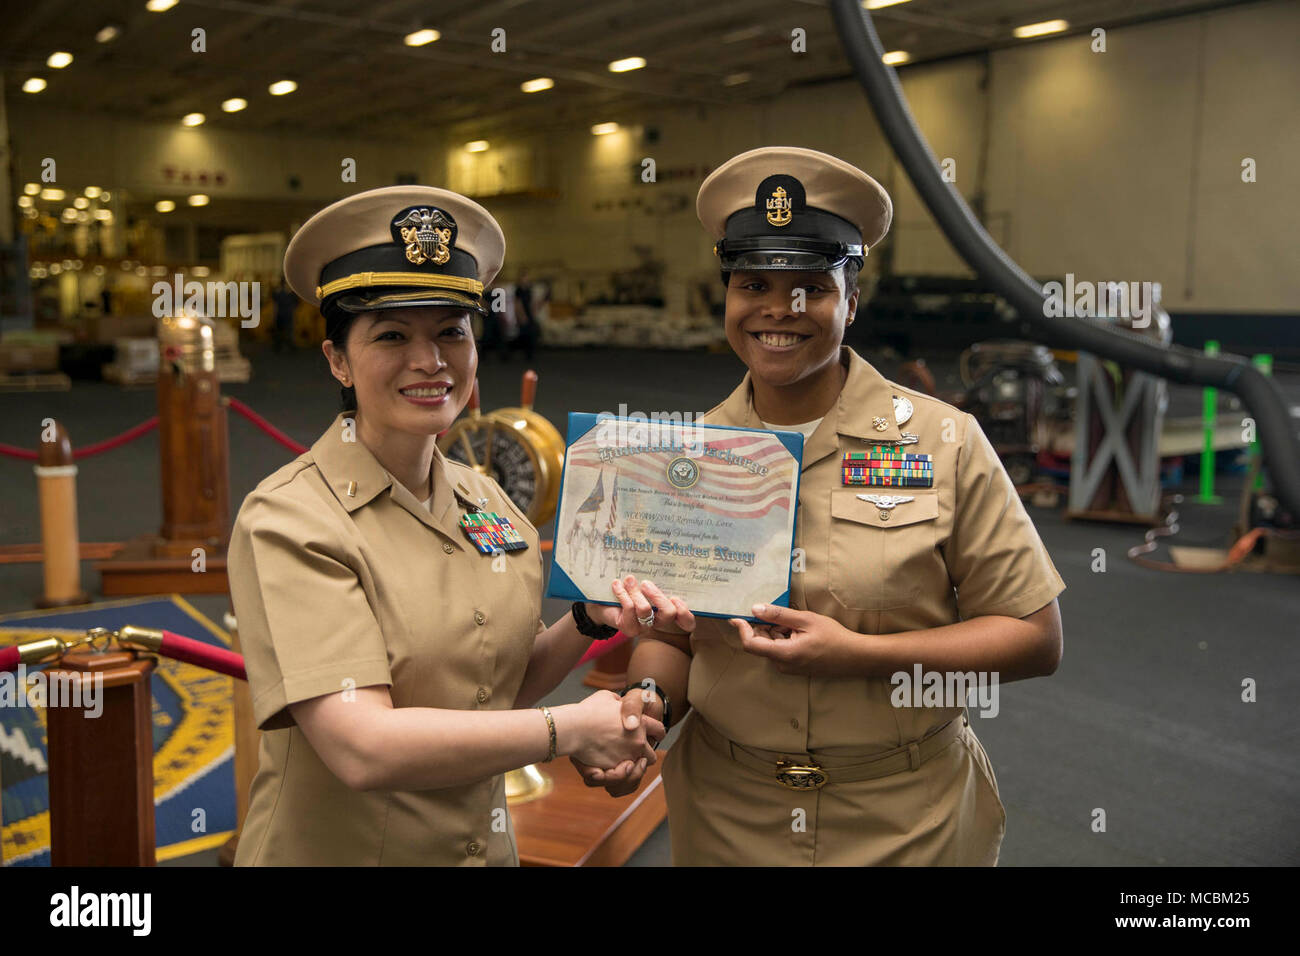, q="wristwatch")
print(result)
[621,681,672,734]
[571,601,618,640]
